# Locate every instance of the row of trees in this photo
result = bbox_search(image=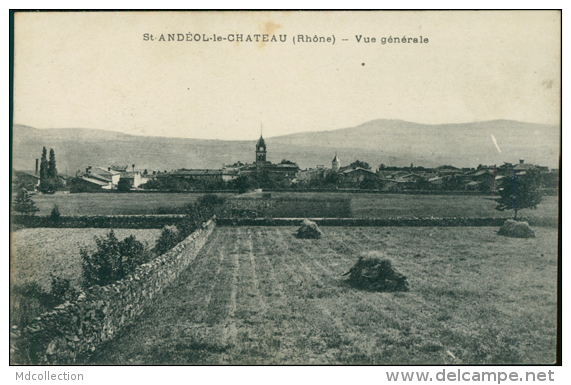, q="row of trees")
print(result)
[38,147,64,194]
